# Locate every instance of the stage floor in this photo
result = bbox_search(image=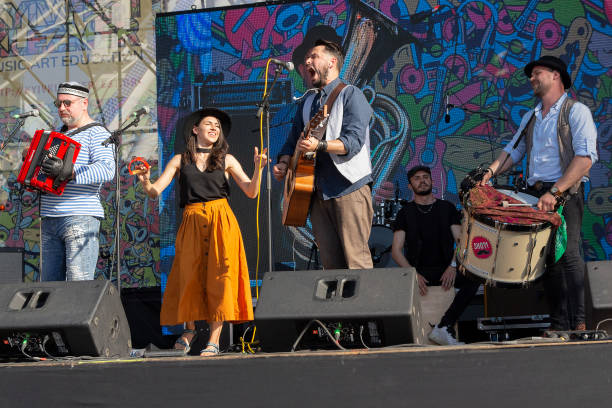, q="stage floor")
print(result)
[1,339,611,407]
